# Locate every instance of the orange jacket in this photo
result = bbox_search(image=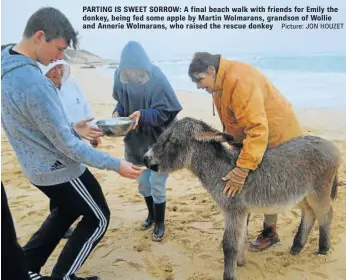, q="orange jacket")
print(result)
[213,57,304,170]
